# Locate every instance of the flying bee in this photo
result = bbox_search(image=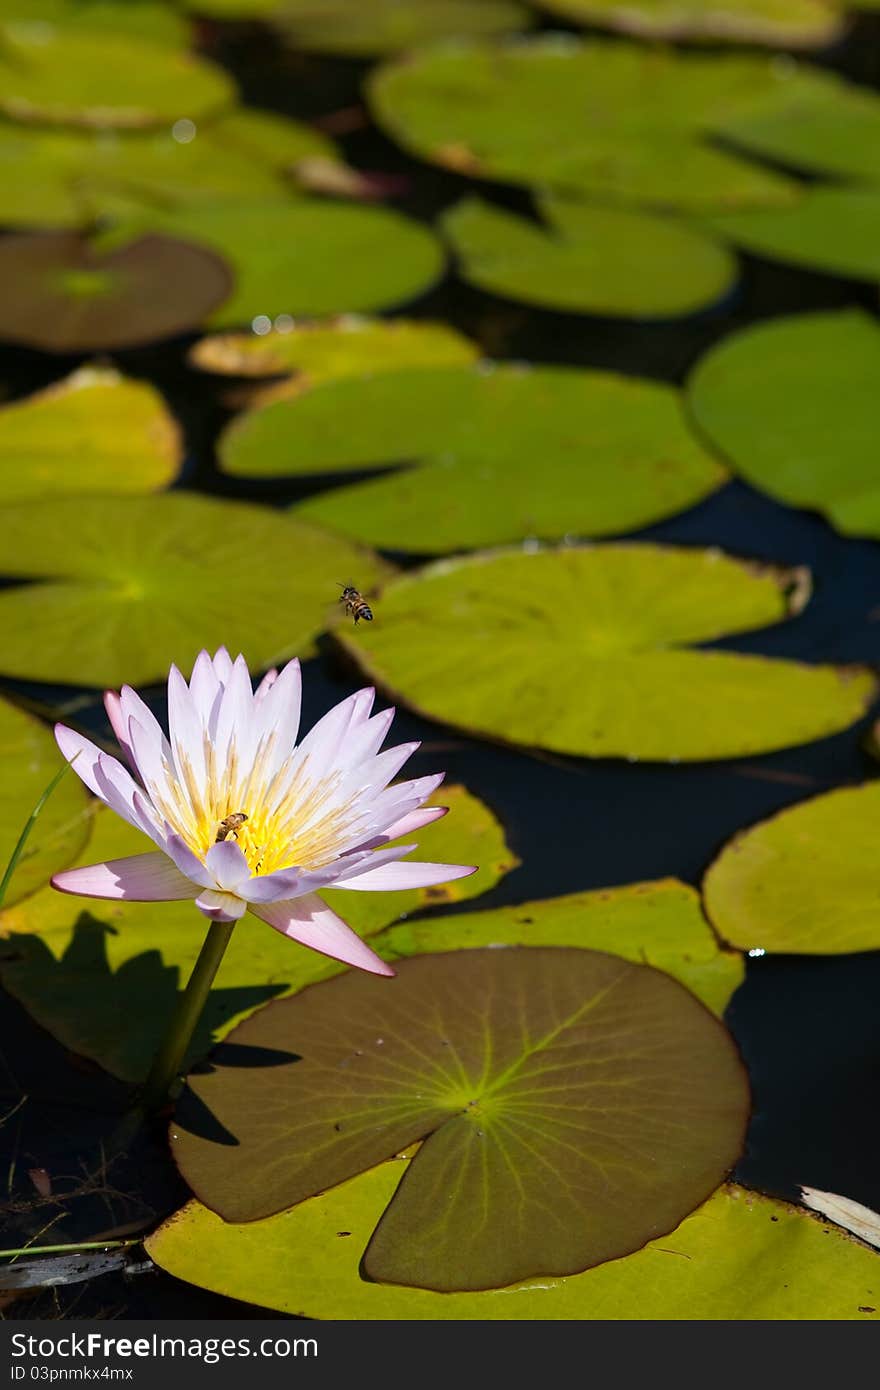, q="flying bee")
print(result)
[215,811,248,843]
[338,583,373,625]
